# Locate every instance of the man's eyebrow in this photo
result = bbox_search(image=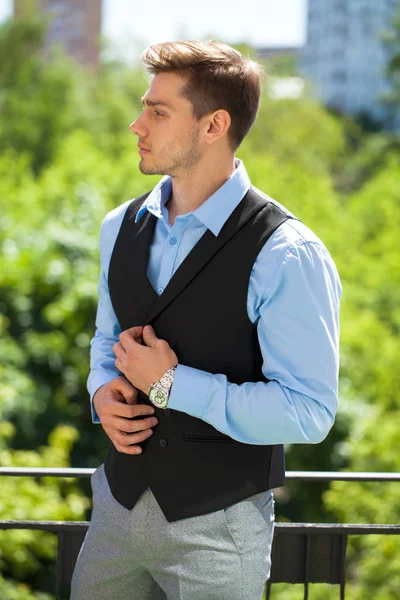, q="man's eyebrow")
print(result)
[141,97,173,109]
